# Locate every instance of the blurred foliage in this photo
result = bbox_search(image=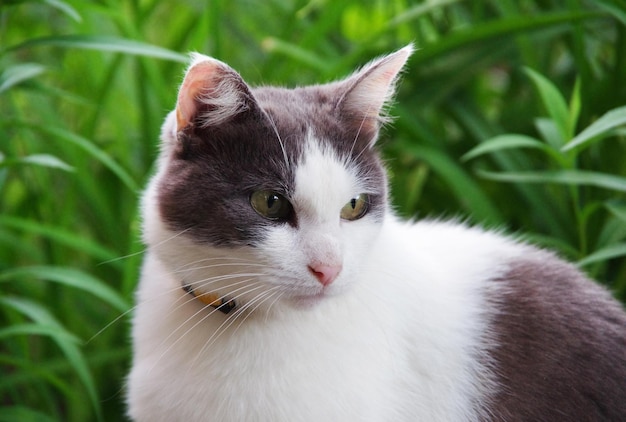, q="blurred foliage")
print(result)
[1,0,625,420]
